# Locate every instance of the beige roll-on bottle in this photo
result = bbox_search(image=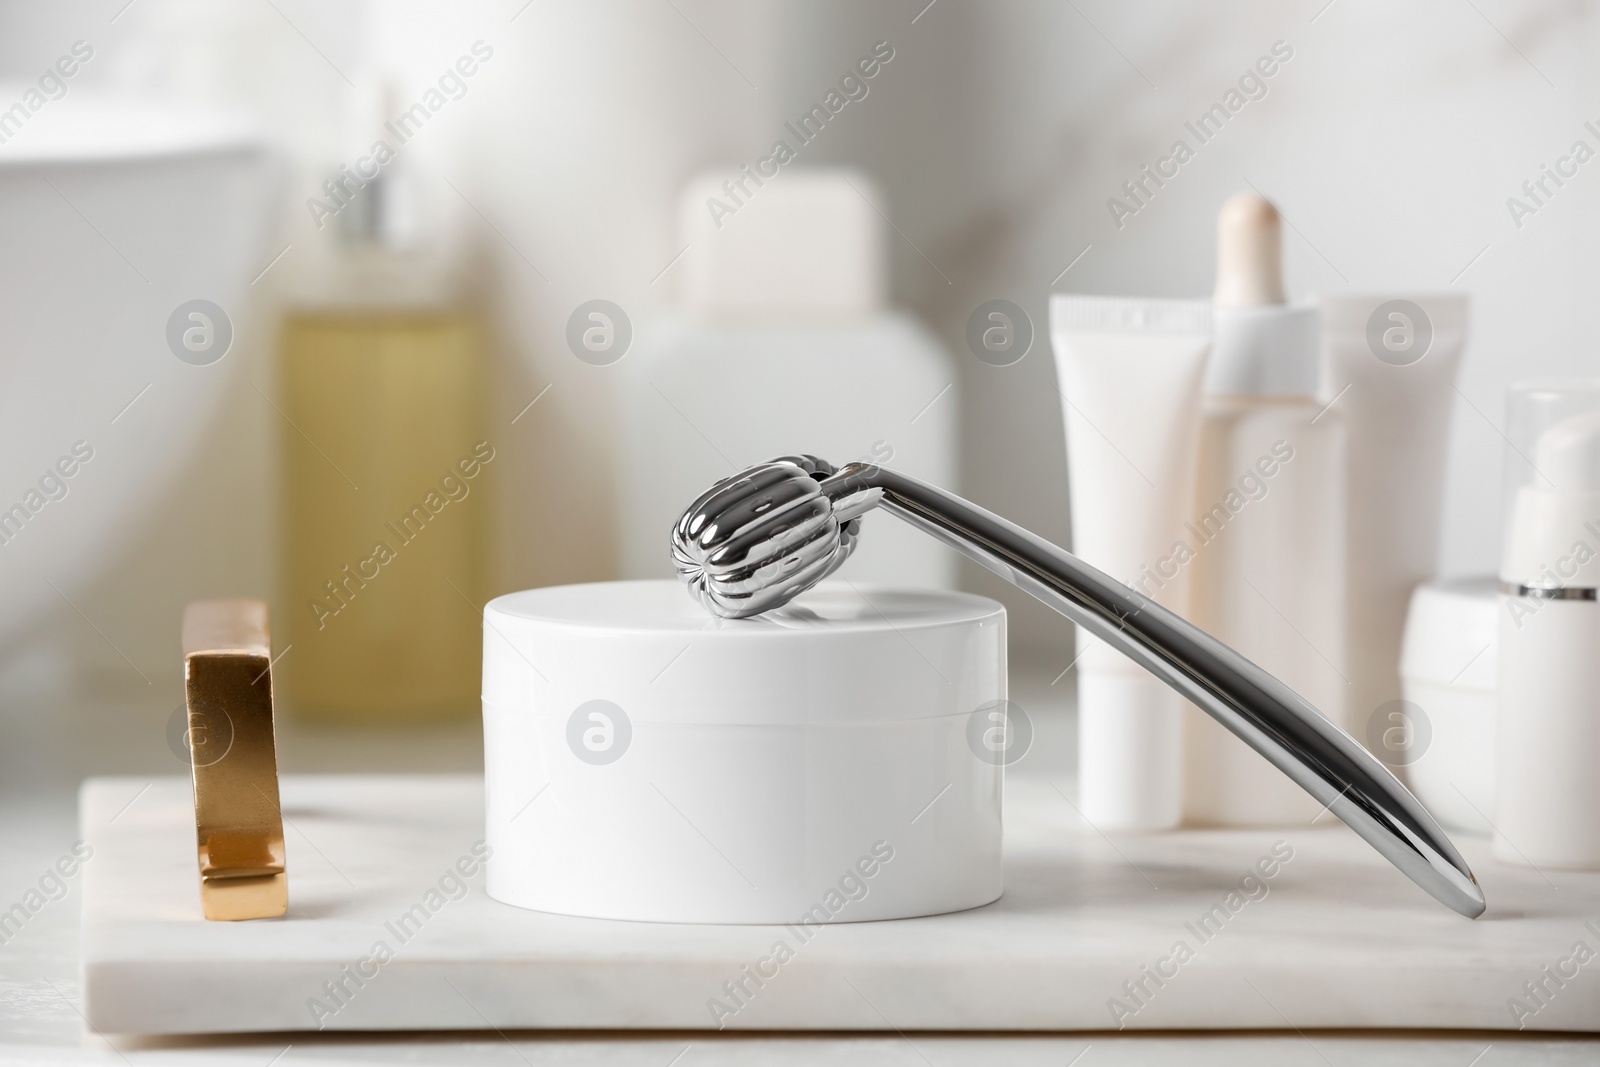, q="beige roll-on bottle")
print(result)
[1183,193,1349,825]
